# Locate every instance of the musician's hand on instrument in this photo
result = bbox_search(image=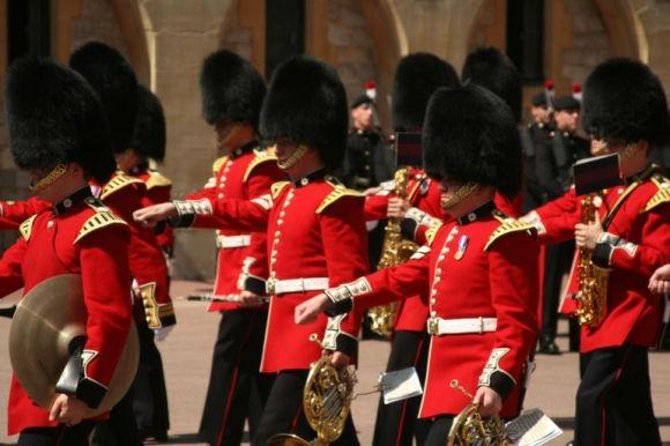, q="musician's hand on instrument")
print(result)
[133,202,178,228]
[49,394,90,426]
[295,294,329,324]
[387,197,410,218]
[518,211,538,224]
[240,290,264,307]
[649,264,670,294]
[330,351,352,368]
[473,386,502,418]
[575,212,602,251]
